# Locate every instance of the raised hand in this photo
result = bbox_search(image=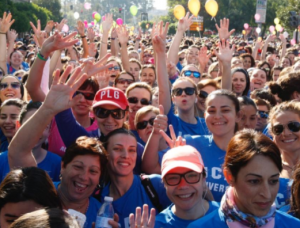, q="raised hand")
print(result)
[215,18,235,40]
[7,29,18,43]
[160,124,186,148]
[129,205,156,228]
[266,34,276,43]
[0,12,15,33]
[213,39,235,64]
[198,46,211,71]
[102,13,113,32]
[116,25,129,45]
[87,27,95,41]
[76,20,85,36]
[167,61,177,77]
[88,42,97,57]
[30,19,47,47]
[152,105,168,135]
[55,18,67,32]
[80,53,112,77]
[177,12,193,33]
[44,20,54,35]
[152,22,169,54]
